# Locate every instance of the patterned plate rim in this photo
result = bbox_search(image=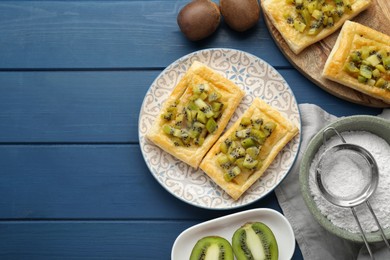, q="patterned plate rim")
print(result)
[138,48,302,210]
